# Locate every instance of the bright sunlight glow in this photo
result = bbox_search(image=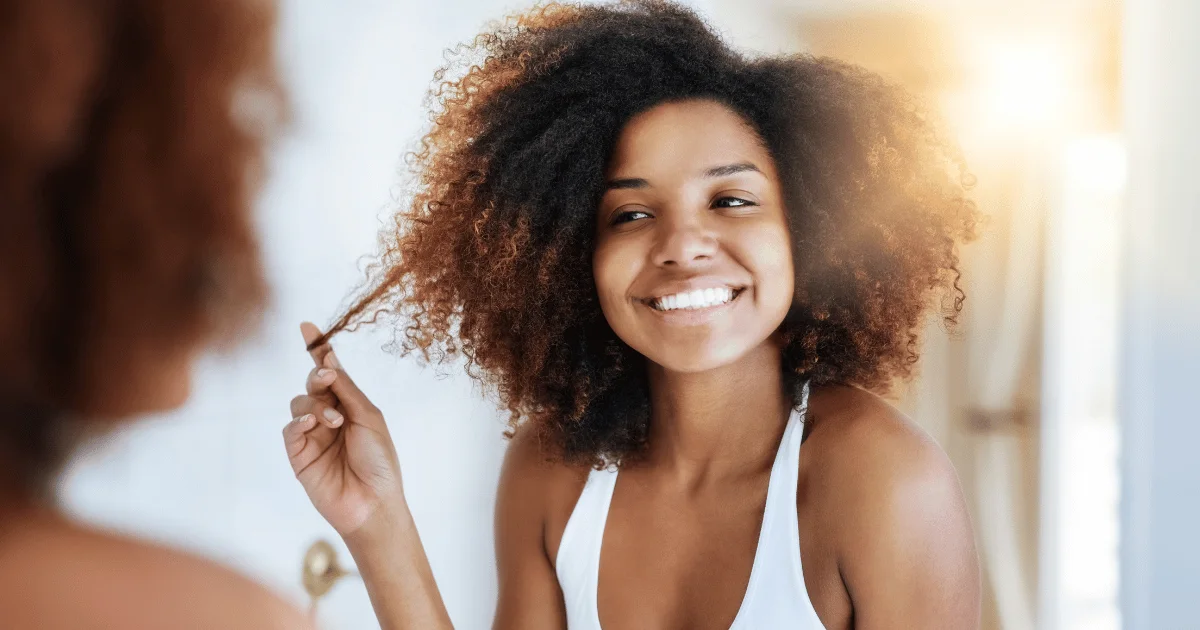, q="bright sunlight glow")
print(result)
[974,35,1075,133]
